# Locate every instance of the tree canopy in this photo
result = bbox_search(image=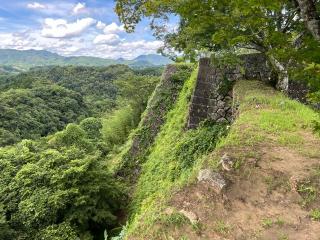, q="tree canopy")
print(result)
[116,0,320,91]
[0,119,126,240]
[0,65,160,147]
